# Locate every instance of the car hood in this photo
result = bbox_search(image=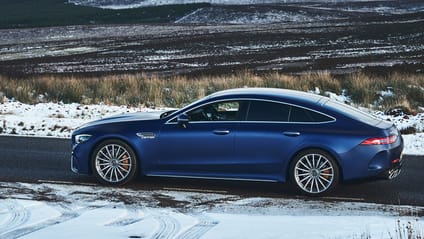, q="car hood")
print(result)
[79,110,169,129]
[104,111,163,122]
